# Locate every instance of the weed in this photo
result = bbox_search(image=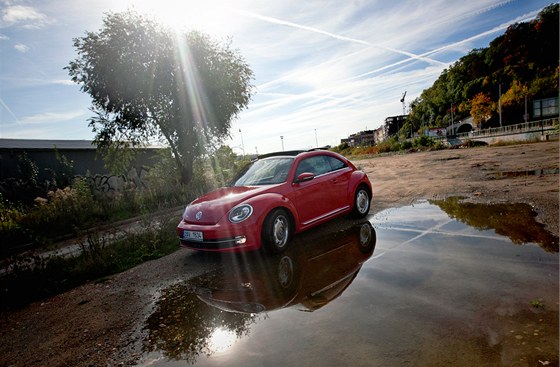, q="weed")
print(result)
[530,299,544,309]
